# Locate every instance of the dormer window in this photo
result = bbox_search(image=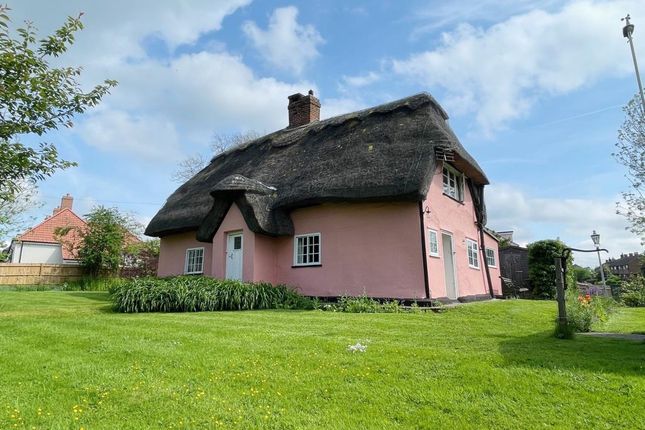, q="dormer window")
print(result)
[442,164,464,202]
